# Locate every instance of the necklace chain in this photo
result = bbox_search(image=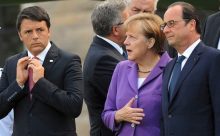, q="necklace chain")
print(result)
[138,69,151,73]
